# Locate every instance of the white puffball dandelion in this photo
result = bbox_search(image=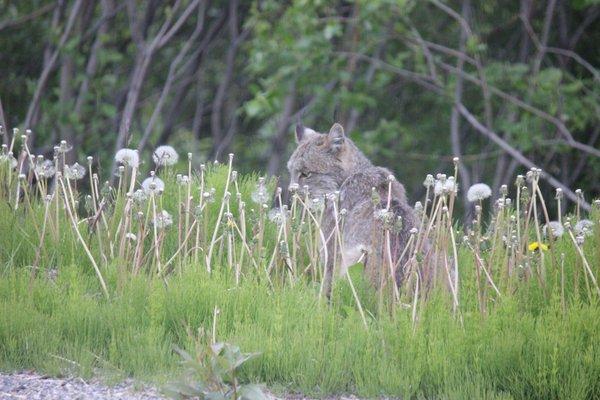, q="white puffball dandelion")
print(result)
[115,148,140,168]
[141,176,165,195]
[467,183,492,202]
[152,145,179,166]
[35,159,55,179]
[64,162,86,180]
[152,210,173,229]
[434,176,457,196]
[543,221,564,238]
[575,219,594,237]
